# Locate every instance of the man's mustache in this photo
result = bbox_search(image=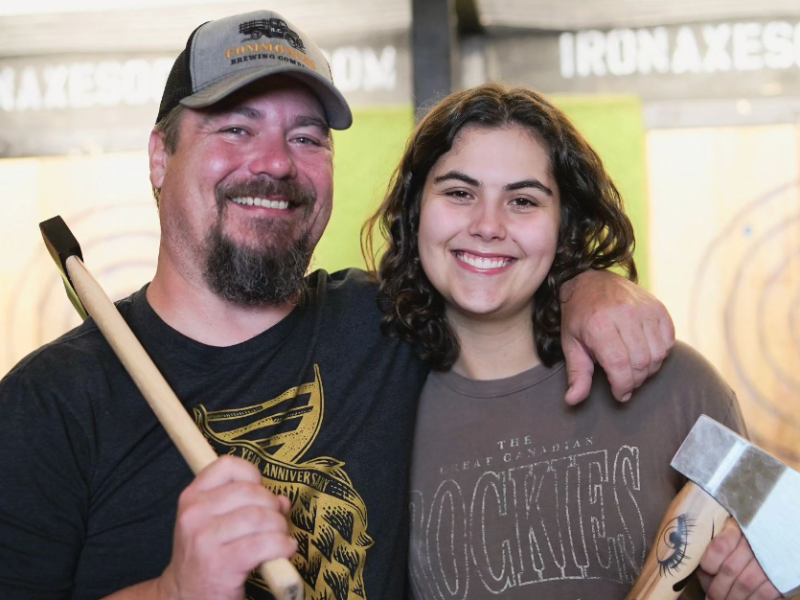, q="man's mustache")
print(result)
[216,179,316,211]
